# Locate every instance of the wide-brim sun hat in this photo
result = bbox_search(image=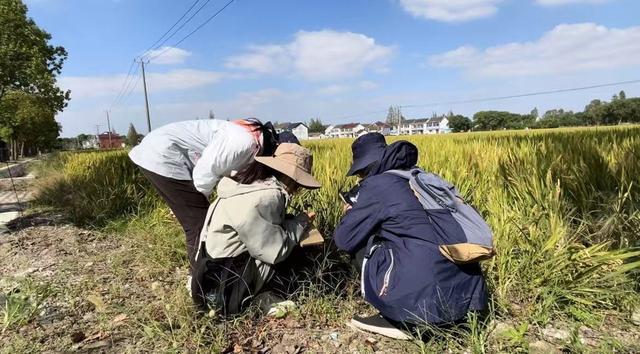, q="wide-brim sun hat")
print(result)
[255,143,321,189]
